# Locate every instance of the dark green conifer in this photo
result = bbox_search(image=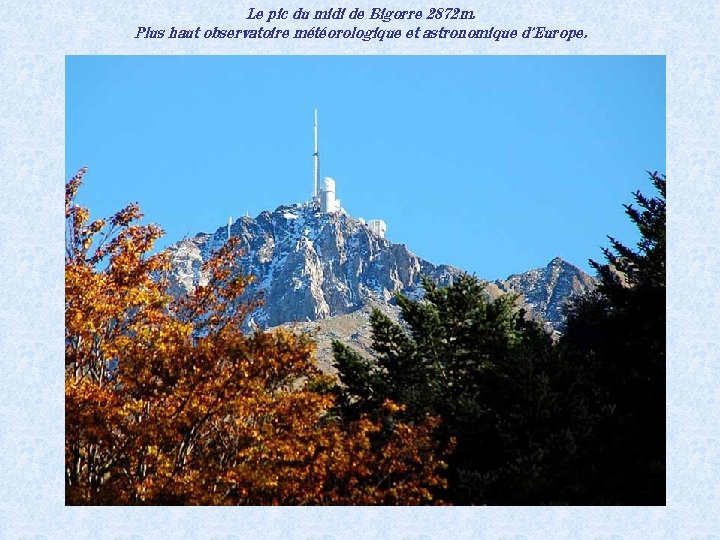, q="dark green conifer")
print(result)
[560,172,666,504]
[333,274,560,504]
